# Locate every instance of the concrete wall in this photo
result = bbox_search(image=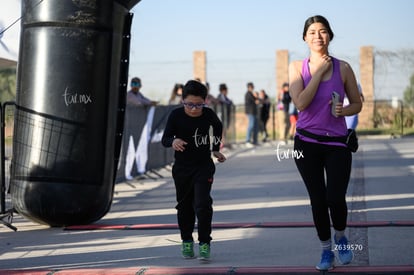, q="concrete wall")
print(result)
[359,46,375,128]
[275,50,289,140]
[193,51,207,83]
